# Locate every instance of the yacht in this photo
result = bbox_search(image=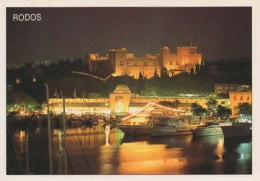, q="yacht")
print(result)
[116,113,152,135]
[117,112,198,136]
[146,117,198,137]
[149,124,183,136]
[192,122,223,137]
[167,119,198,134]
[117,123,152,135]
